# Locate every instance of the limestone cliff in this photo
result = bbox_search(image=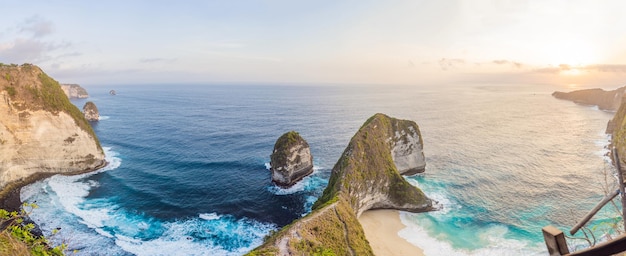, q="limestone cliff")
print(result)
[270,131,314,187]
[83,101,100,122]
[248,113,434,256]
[0,63,105,193]
[552,86,626,111]
[60,83,89,99]
[610,96,626,179]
